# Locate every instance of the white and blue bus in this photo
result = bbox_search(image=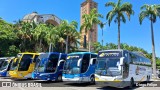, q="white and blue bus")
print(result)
[62,52,97,84]
[95,49,152,88]
[33,52,67,81]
